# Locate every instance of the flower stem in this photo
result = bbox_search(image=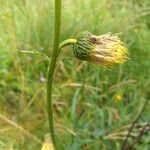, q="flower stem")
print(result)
[47,0,61,150]
[59,39,77,50]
